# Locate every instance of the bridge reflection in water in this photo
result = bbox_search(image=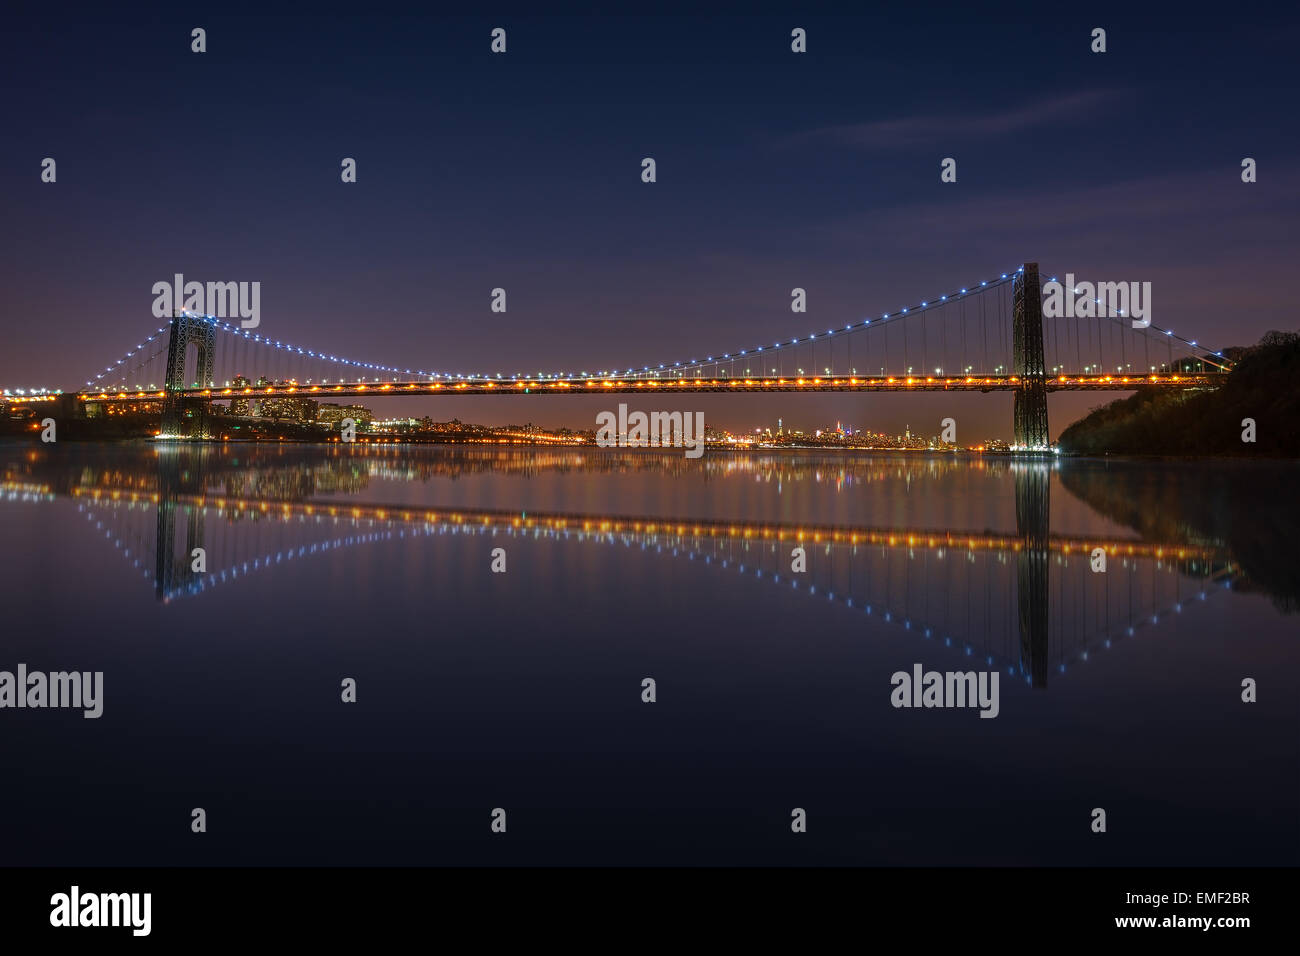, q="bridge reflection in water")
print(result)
[1,445,1243,691]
